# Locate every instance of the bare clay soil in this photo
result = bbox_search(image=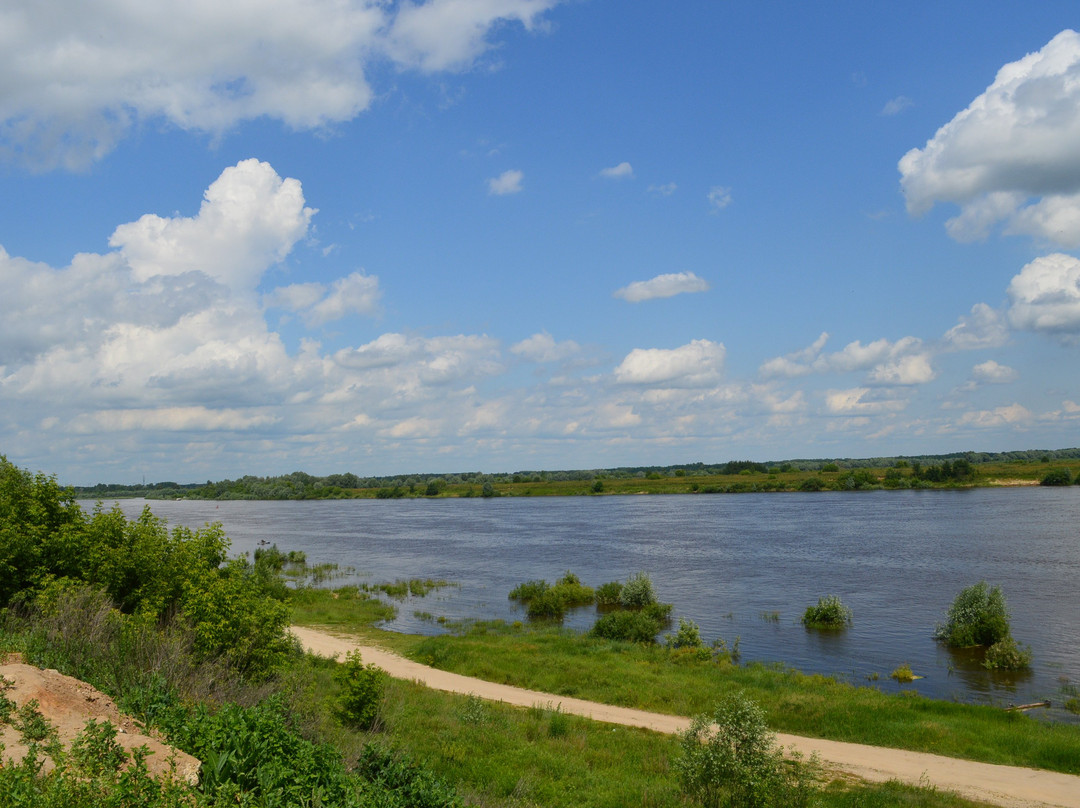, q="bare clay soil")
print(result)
[0,654,200,784]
